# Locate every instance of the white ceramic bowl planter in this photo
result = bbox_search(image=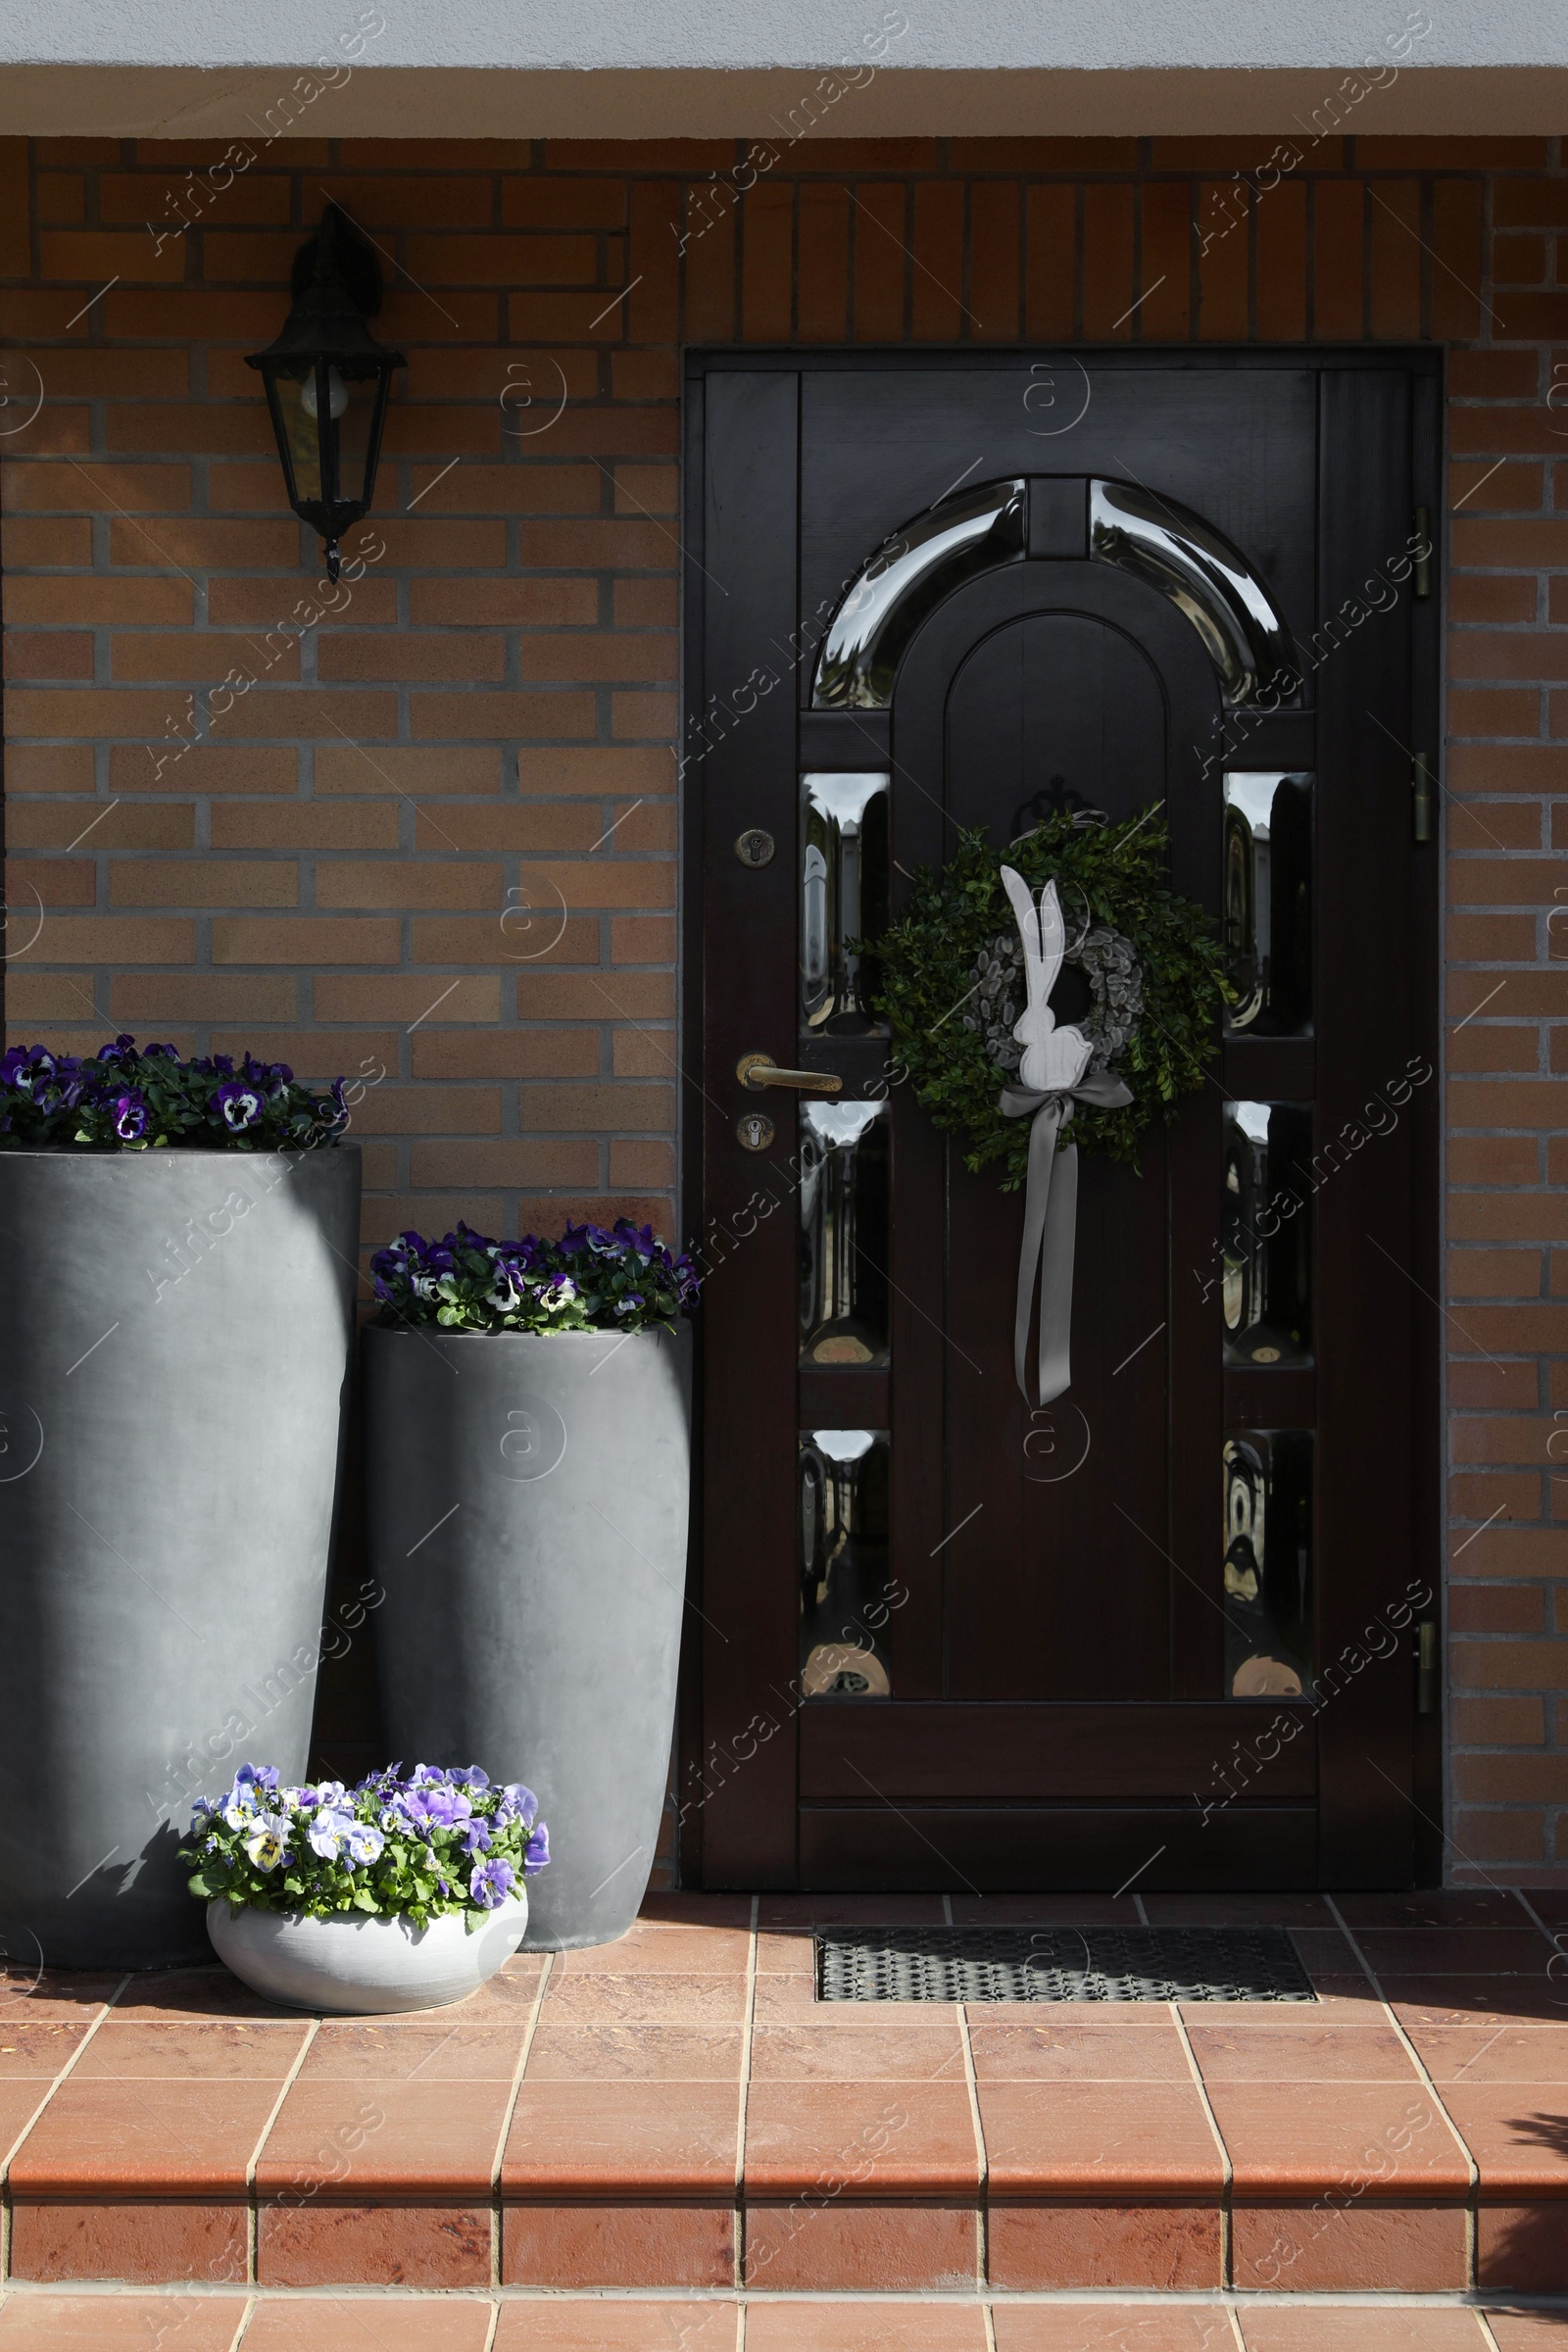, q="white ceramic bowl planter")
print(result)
[207,1890,530,2014]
